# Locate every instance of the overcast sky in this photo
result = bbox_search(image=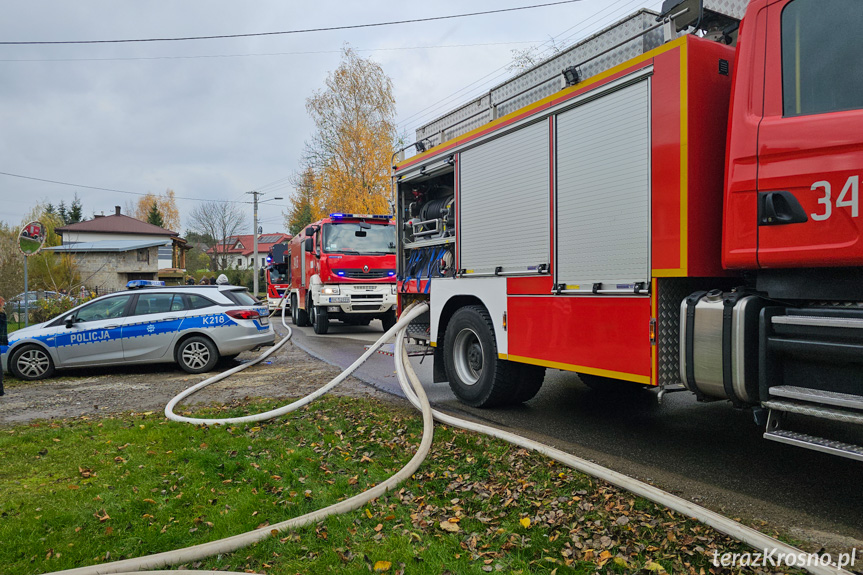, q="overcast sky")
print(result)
[0,0,662,235]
